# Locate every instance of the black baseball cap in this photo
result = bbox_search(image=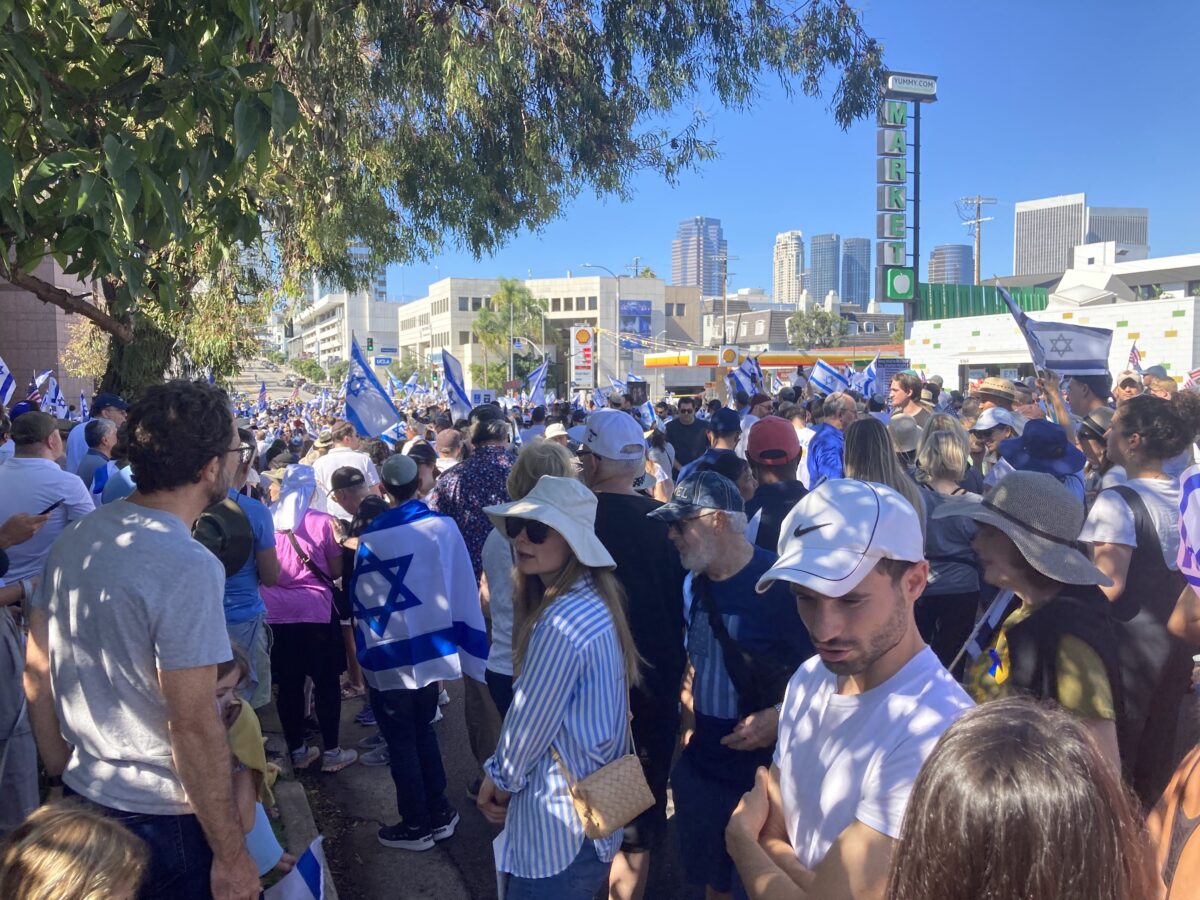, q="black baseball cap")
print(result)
[330,466,366,491]
[707,408,743,435]
[647,470,744,523]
